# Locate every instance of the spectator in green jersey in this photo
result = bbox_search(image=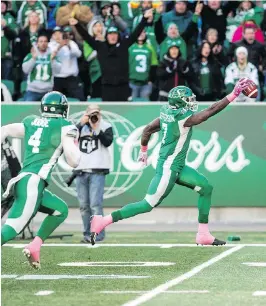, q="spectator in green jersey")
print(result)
[129,30,158,100]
